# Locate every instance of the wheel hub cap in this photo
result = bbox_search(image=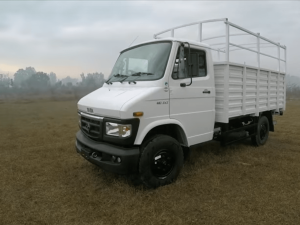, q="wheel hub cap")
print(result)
[151,150,175,179]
